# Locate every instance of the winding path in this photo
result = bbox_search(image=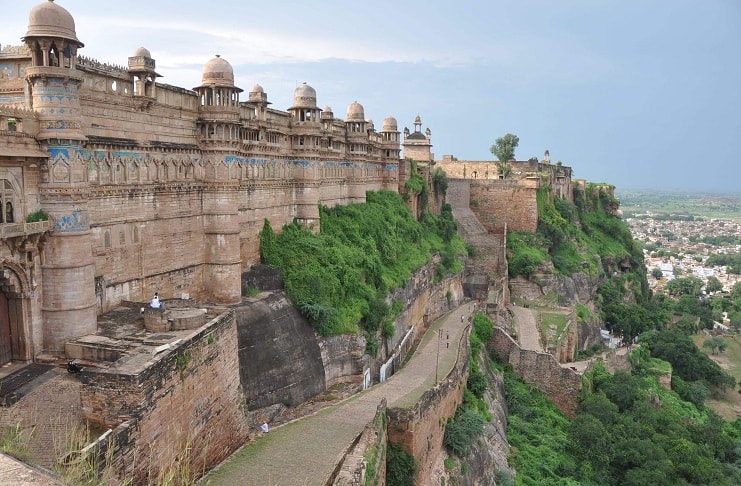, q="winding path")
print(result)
[509,305,543,352]
[203,303,472,486]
